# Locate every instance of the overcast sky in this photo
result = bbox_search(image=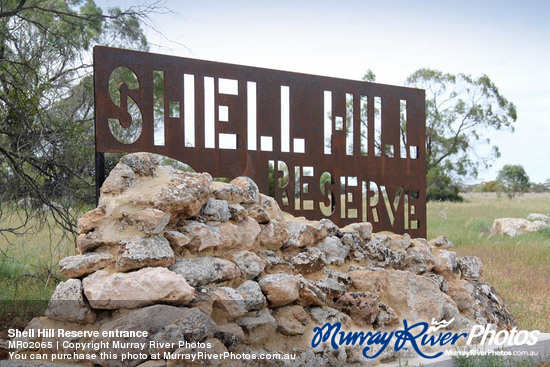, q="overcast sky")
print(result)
[100,0,550,183]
